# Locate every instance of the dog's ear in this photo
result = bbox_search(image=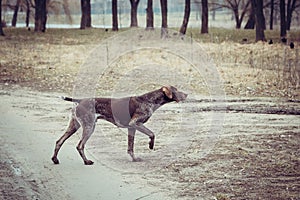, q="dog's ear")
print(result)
[162,86,173,99]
